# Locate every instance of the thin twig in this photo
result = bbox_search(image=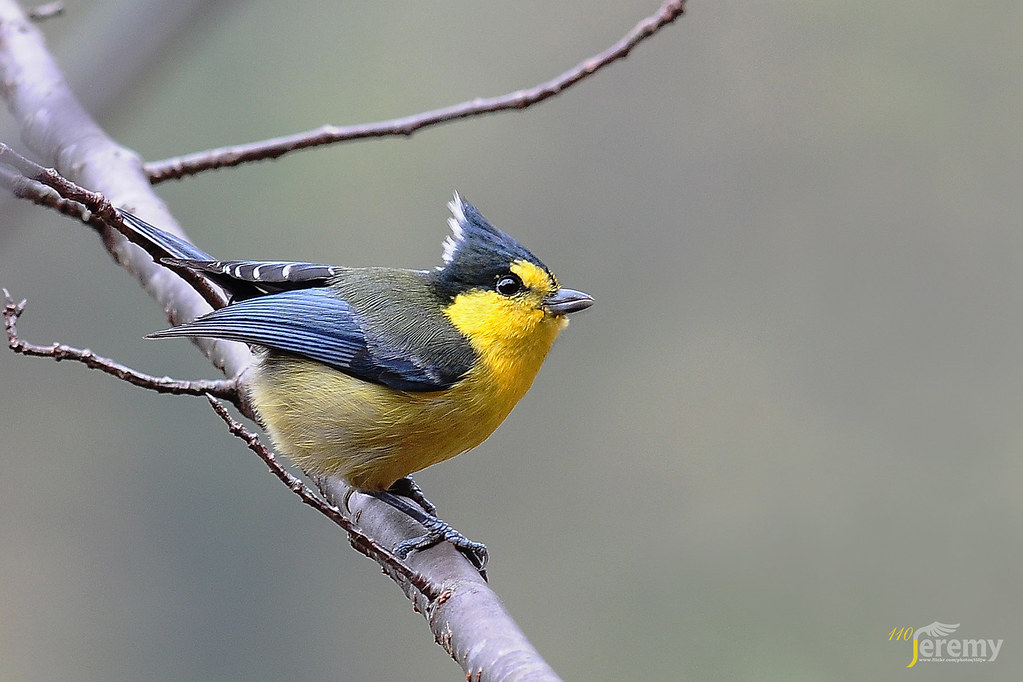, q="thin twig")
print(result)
[0,1,244,373]
[144,0,687,183]
[3,289,239,399]
[2,283,439,598]
[0,142,117,222]
[26,2,63,21]
[0,163,94,222]
[0,144,229,311]
[204,395,440,599]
